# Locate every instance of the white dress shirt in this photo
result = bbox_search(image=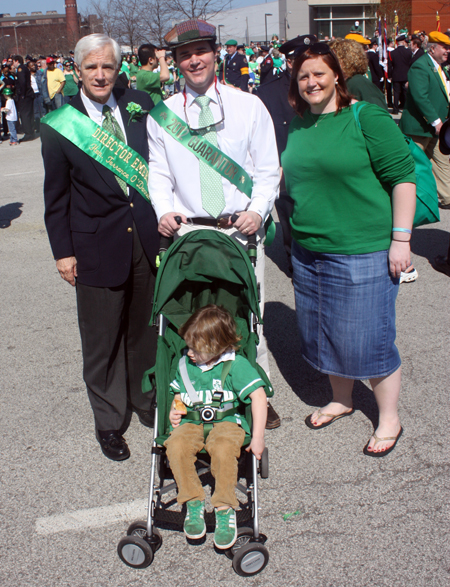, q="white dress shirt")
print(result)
[80,89,127,141]
[427,53,449,127]
[30,74,38,93]
[147,82,279,221]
